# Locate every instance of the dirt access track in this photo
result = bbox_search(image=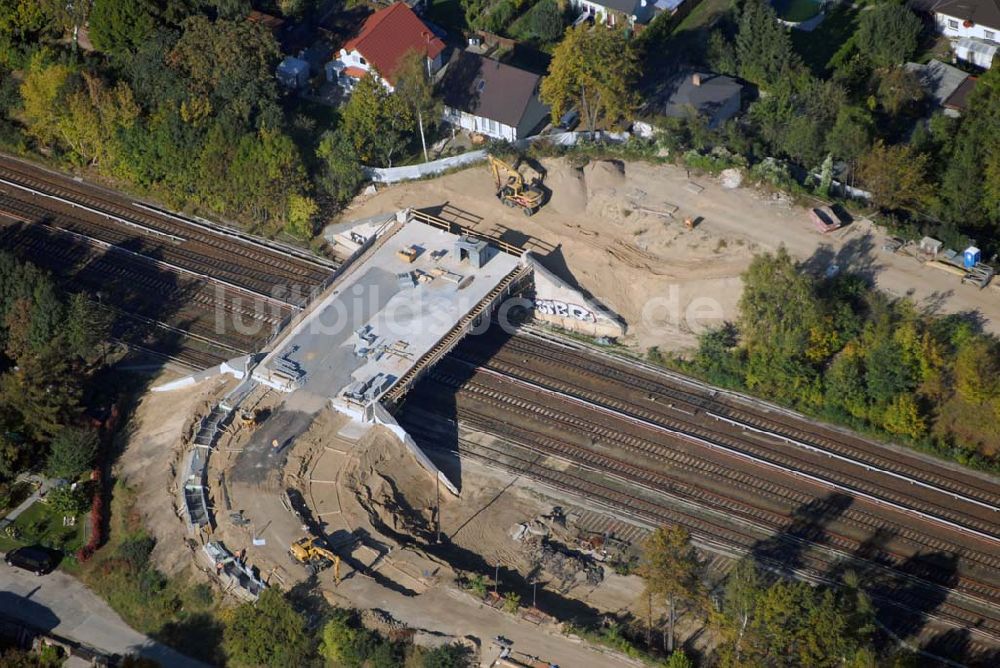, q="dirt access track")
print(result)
[347,158,1000,352]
